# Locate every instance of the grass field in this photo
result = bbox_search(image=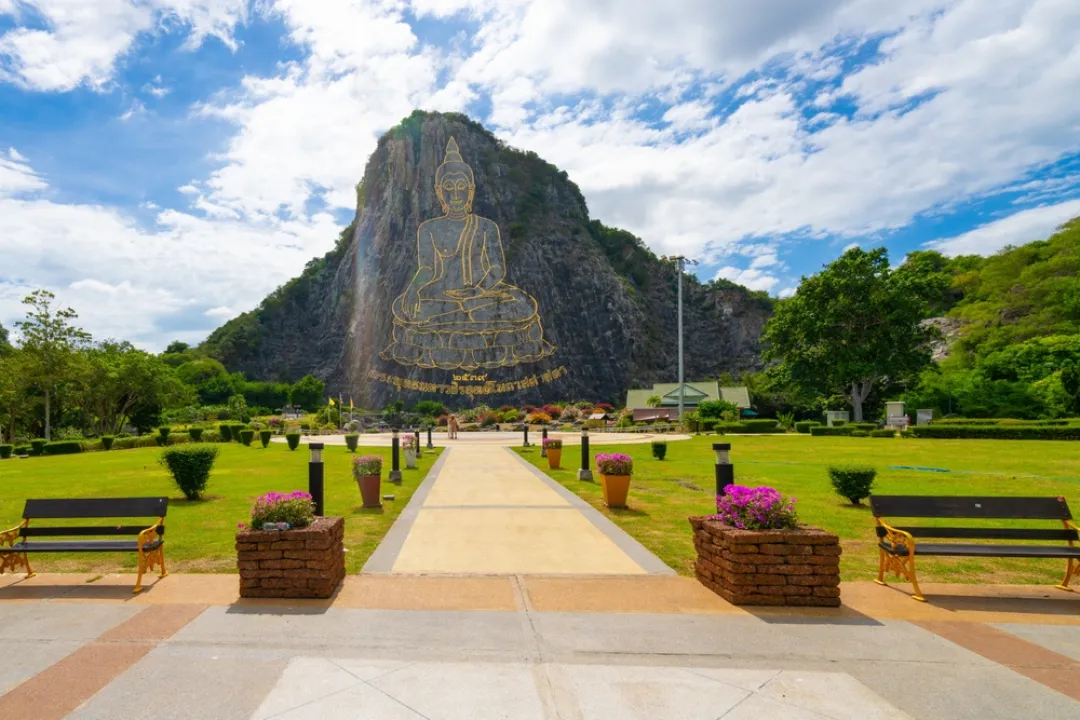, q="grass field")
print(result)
[515,435,1080,584]
[0,442,440,574]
